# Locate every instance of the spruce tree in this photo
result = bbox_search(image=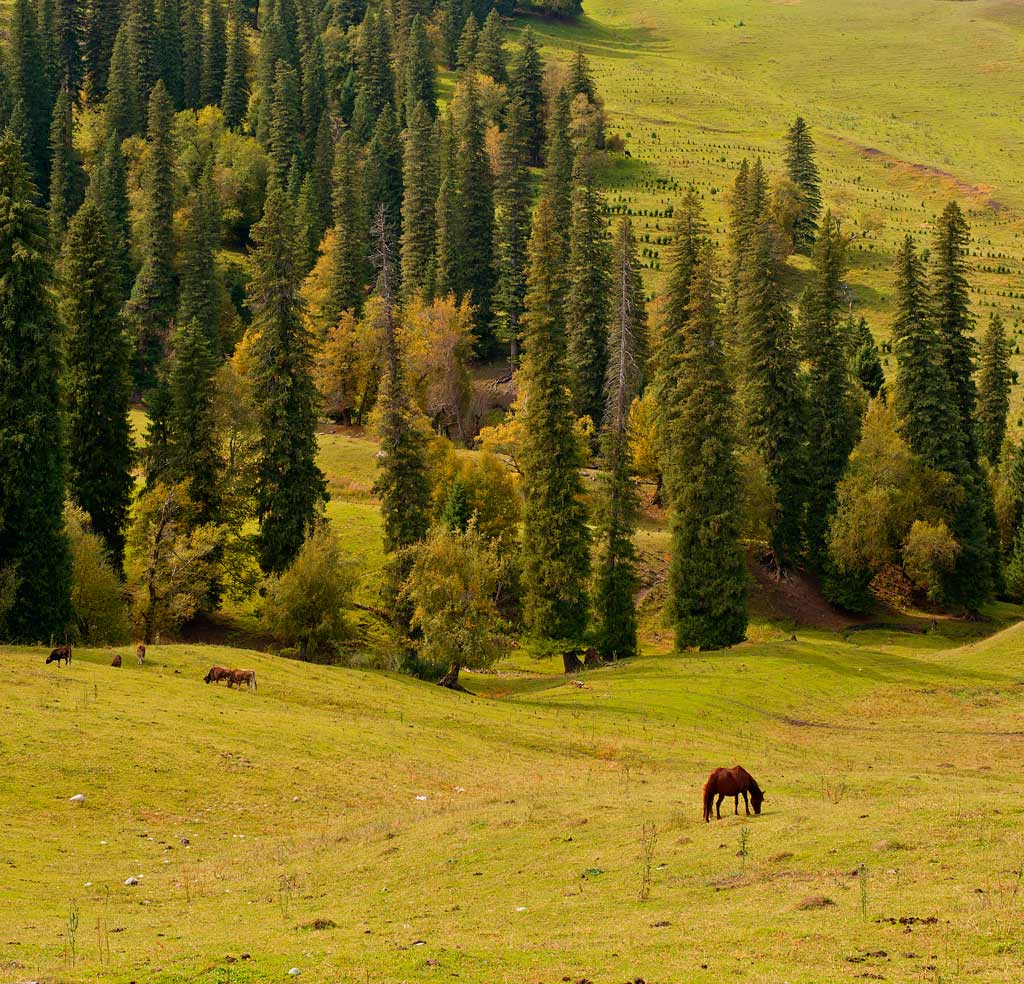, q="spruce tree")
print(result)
[104,23,142,140]
[371,207,431,562]
[126,0,159,99]
[455,14,479,72]
[849,316,884,399]
[493,97,532,364]
[167,317,220,520]
[565,147,611,430]
[440,0,468,68]
[0,62,10,131]
[310,110,335,237]
[179,0,203,107]
[155,0,185,107]
[54,0,84,99]
[476,9,507,84]
[199,0,226,105]
[433,111,459,302]
[977,311,1011,464]
[540,87,574,284]
[87,129,133,297]
[61,199,134,569]
[652,185,709,503]
[400,100,438,301]
[508,27,545,166]
[932,200,978,452]
[247,181,327,573]
[351,5,394,142]
[324,131,366,320]
[8,0,53,195]
[125,82,177,388]
[177,160,221,352]
[0,131,72,641]
[454,73,495,352]
[519,196,591,650]
[295,172,321,274]
[784,116,822,255]
[268,60,302,182]
[931,203,995,609]
[800,211,858,556]
[593,218,643,660]
[47,88,83,243]
[363,103,403,247]
[666,246,747,649]
[220,1,248,127]
[84,0,122,100]
[740,215,806,567]
[891,235,964,474]
[300,36,326,160]
[403,14,436,120]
